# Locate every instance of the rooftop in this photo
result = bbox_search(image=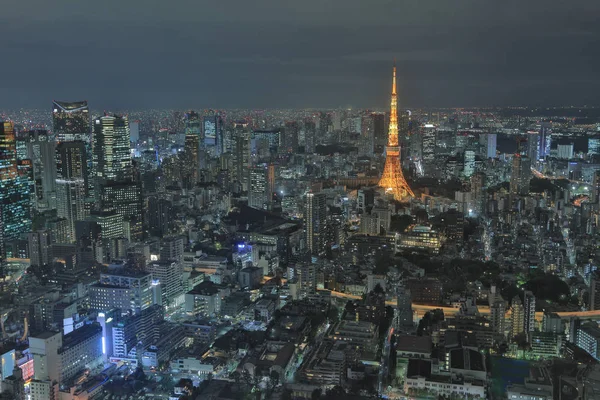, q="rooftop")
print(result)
[396,334,432,354]
[187,281,220,296]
